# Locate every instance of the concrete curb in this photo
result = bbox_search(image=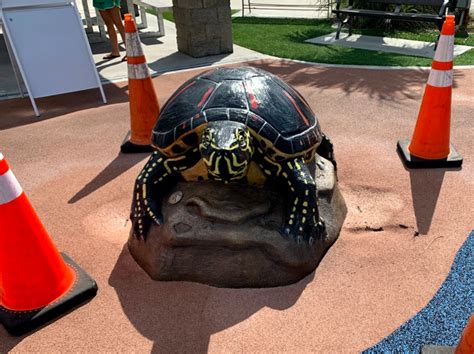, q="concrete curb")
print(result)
[262,55,474,71]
